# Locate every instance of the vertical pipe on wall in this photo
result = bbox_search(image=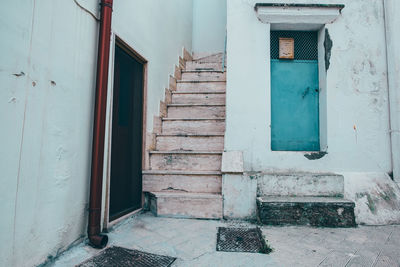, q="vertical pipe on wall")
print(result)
[88,0,113,248]
[383,0,400,182]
